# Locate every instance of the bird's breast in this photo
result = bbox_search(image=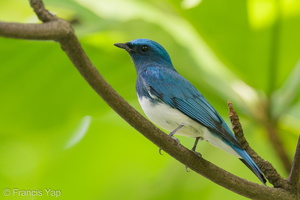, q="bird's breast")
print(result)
[138,95,206,138]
